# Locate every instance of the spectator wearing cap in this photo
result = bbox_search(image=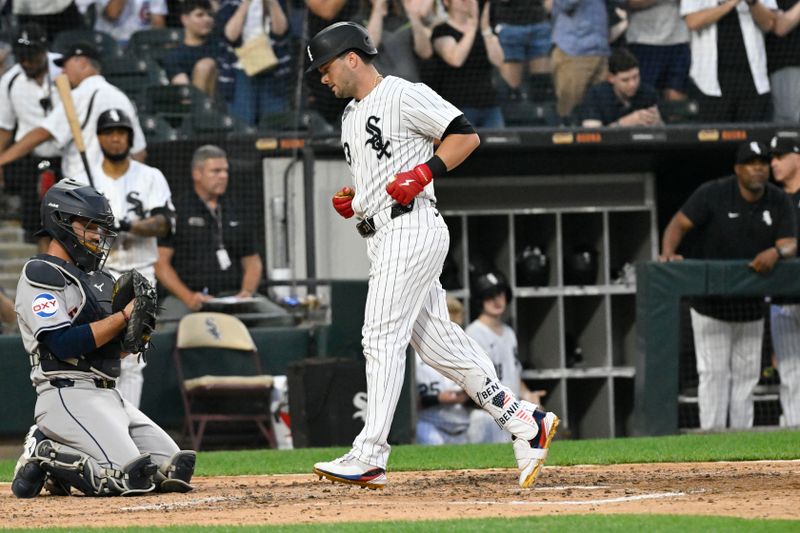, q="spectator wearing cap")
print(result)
[164,0,236,101]
[659,141,797,430]
[95,0,169,45]
[0,24,63,250]
[12,1,86,43]
[681,0,777,122]
[768,136,800,427]
[766,0,800,122]
[0,42,147,185]
[576,47,662,127]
